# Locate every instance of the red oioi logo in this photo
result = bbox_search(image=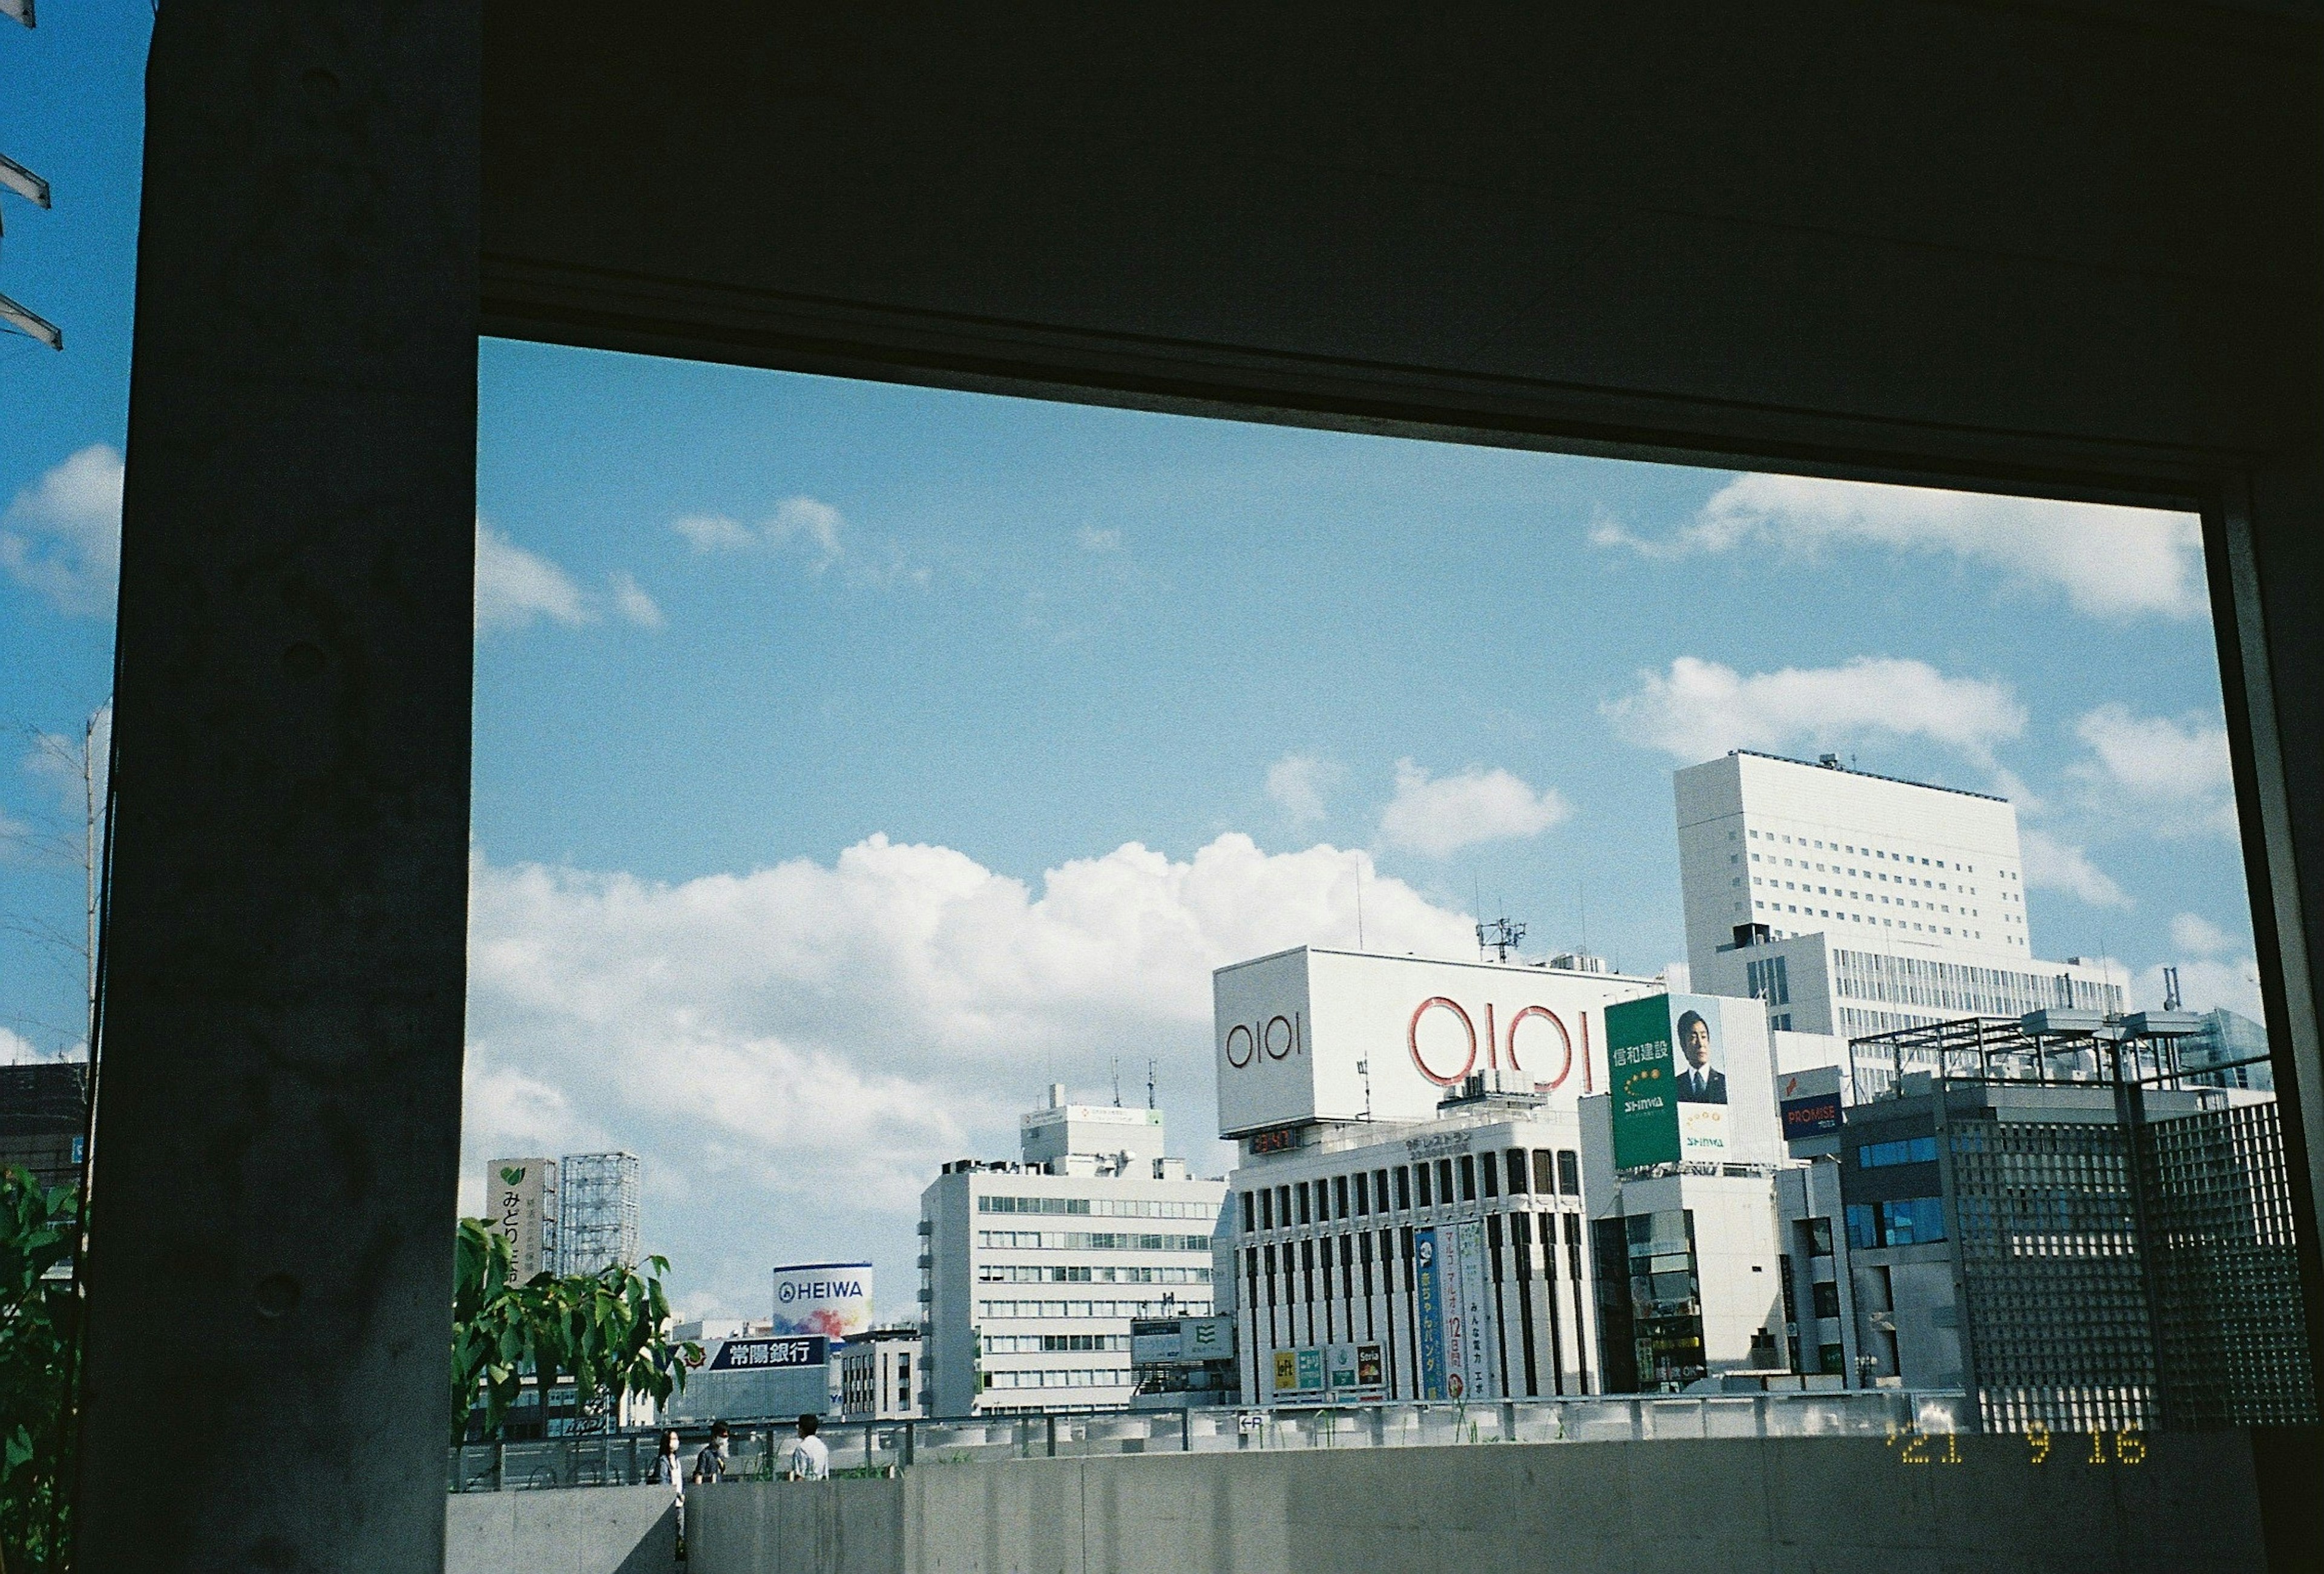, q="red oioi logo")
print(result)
[1223,1011,1302,1069]
[1407,997,1592,1094]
